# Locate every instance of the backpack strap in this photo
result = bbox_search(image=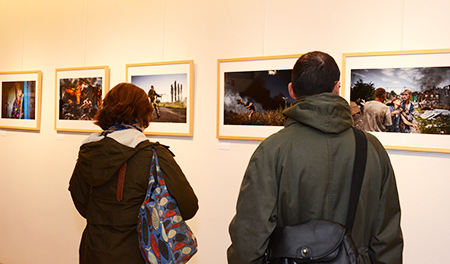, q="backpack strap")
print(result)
[346,128,368,234]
